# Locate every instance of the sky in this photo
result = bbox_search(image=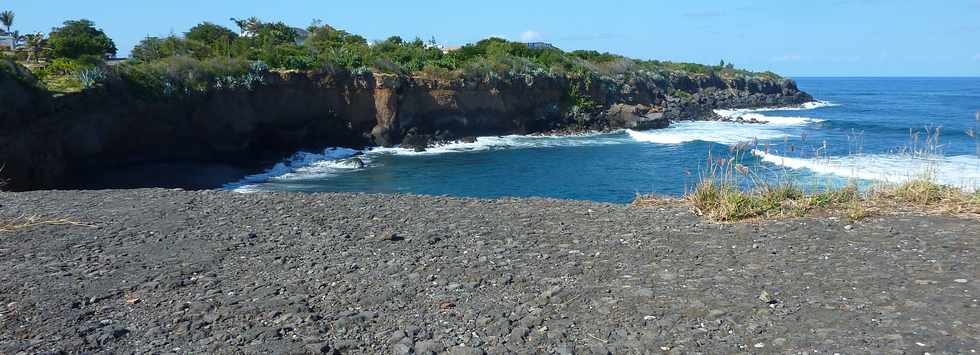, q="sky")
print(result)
[3,0,979,77]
